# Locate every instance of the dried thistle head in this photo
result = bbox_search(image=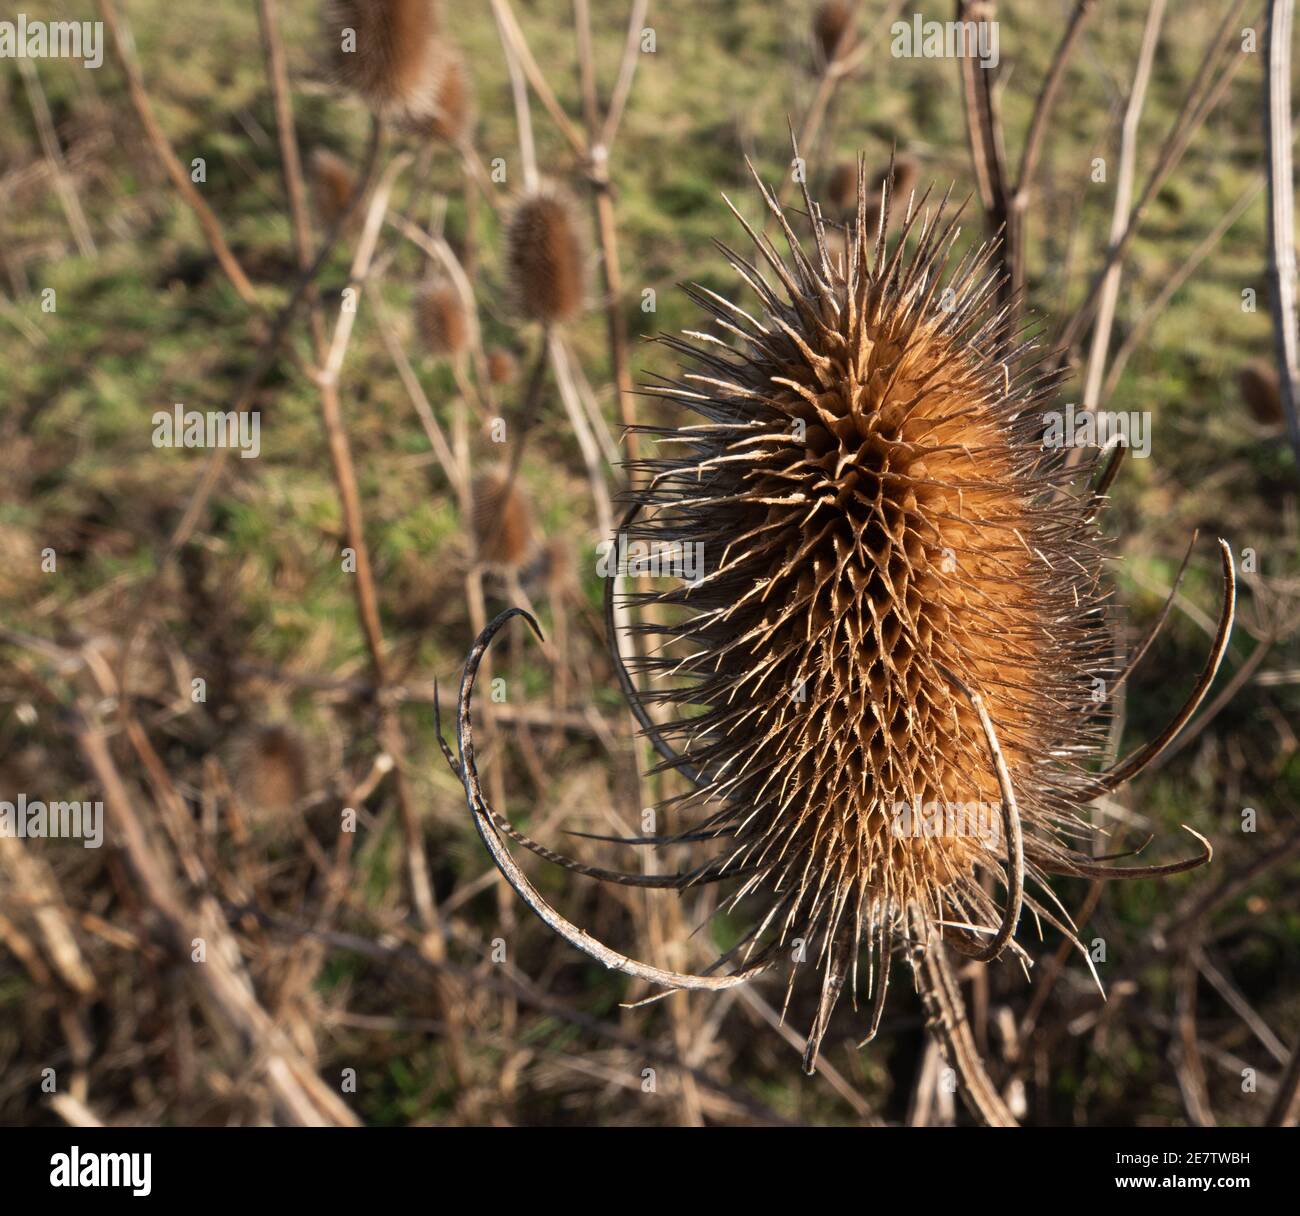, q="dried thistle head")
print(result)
[447,157,1232,1075]
[309,148,356,227]
[325,0,445,123]
[471,468,533,569]
[505,186,586,326]
[1238,359,1284,427]
[414,278,468,358]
